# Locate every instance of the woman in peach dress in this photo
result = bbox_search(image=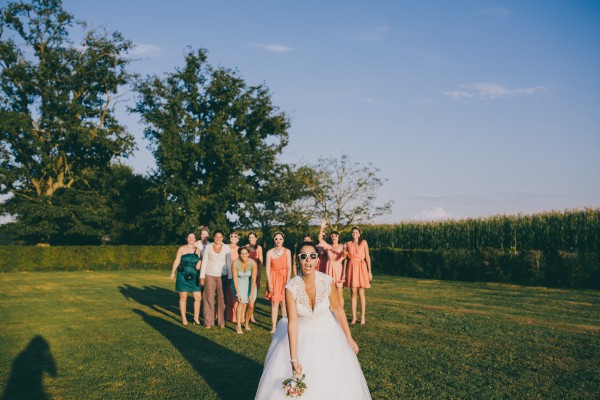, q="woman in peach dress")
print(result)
[226,232,240,323]
[265,231,292,333]
[246,231,263,323]
[345,226,372,325]
[318,222,347,308]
